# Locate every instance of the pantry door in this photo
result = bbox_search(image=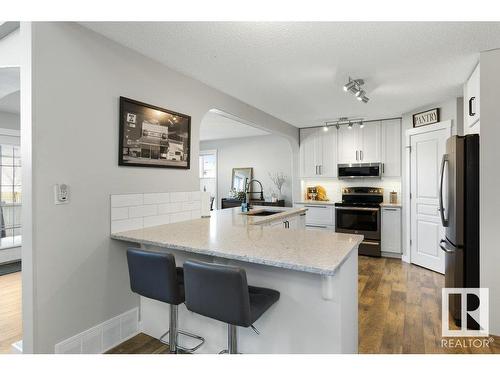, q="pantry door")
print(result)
[409,122,451,274]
